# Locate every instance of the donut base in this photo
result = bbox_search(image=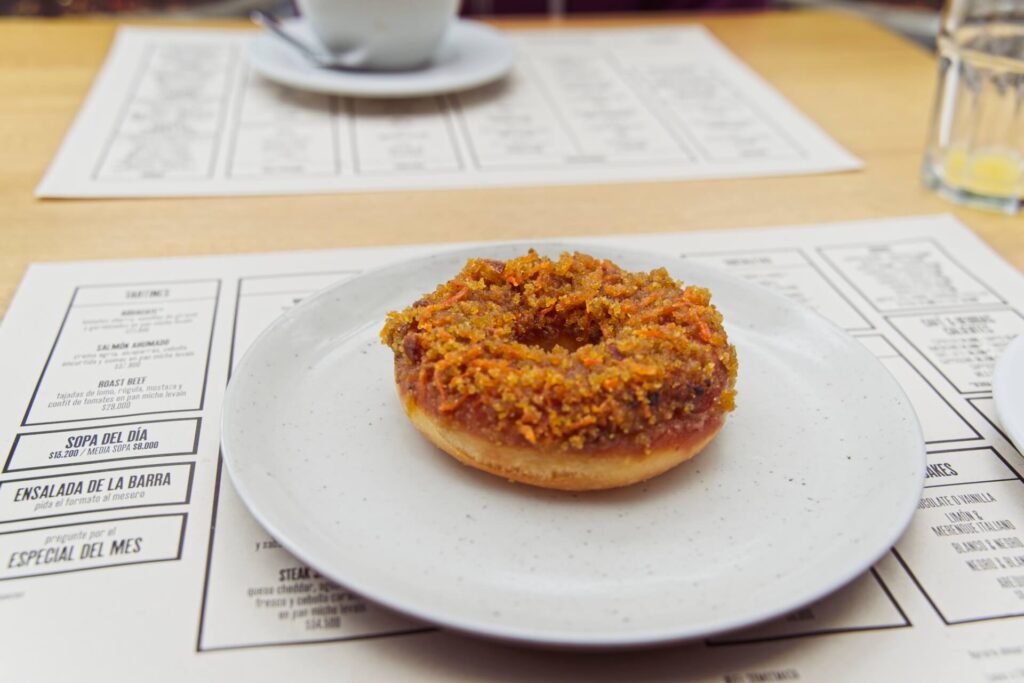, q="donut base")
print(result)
[401,395,725,492]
